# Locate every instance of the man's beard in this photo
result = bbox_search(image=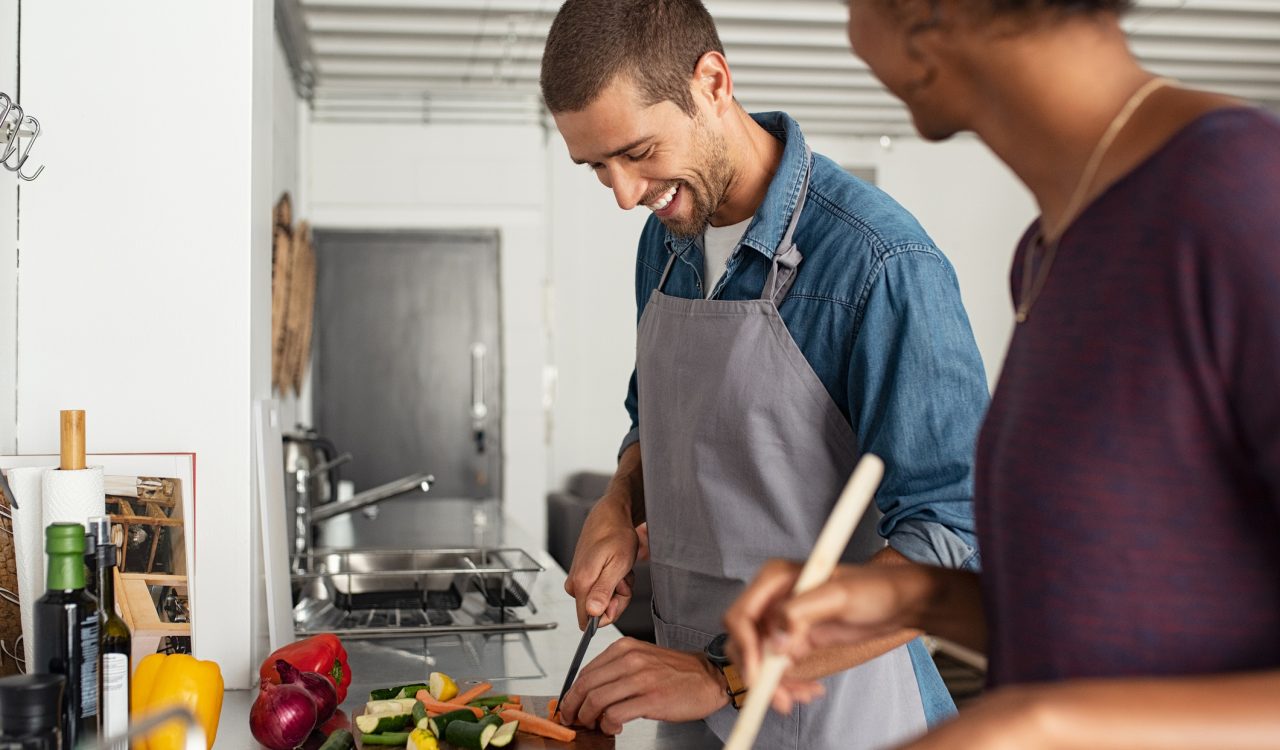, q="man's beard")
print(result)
[655,117,733,238]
